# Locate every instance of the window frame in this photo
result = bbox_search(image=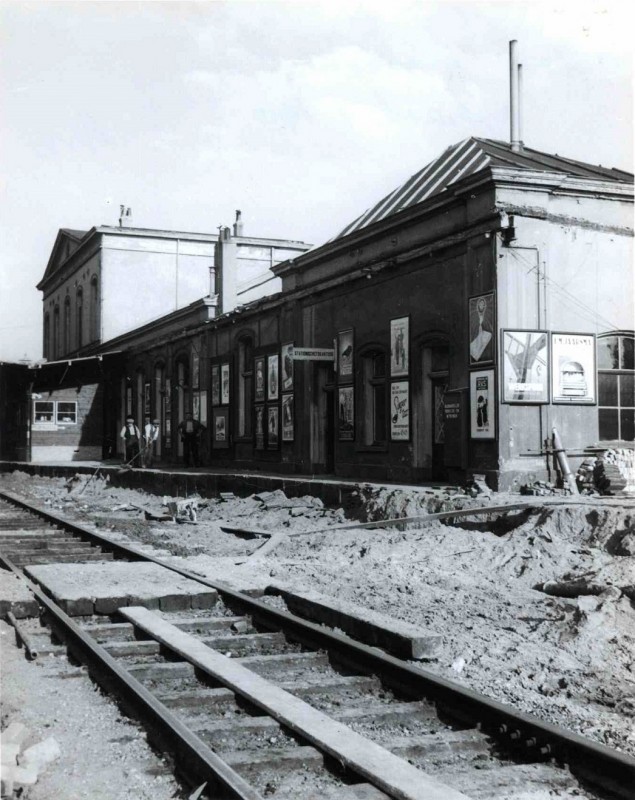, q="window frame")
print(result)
[597,332,635,443]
